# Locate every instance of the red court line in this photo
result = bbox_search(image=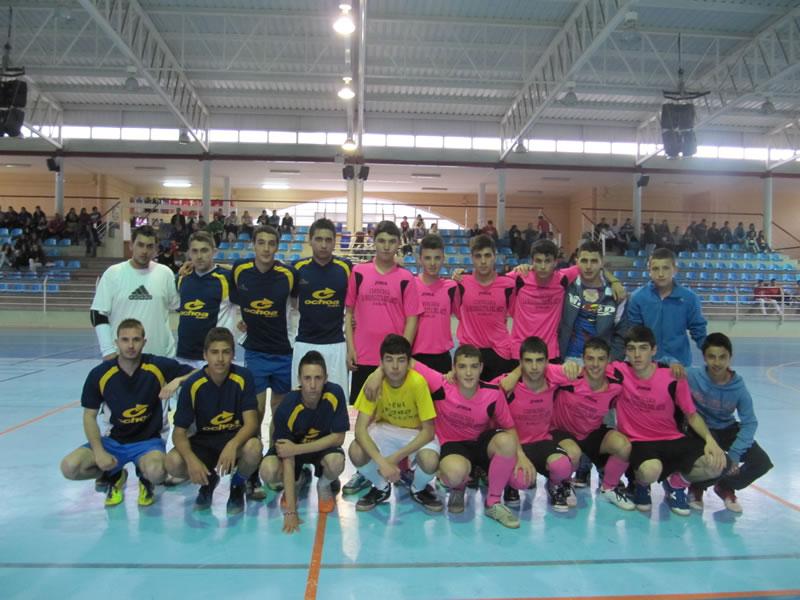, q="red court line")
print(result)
[0,401,79,436]
[474,590,800,600]
[751,484,800,513]
[304,512,328,600]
